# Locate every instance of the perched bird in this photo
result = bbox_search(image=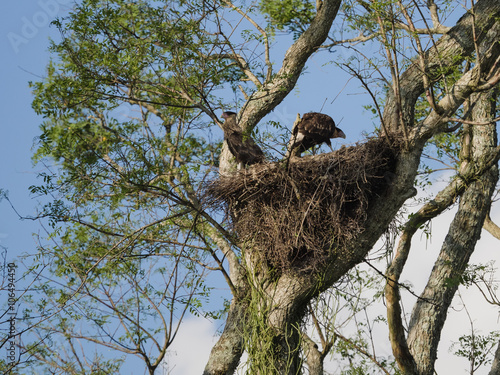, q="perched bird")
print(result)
[221,111,265,168]
[287,112,346,157]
